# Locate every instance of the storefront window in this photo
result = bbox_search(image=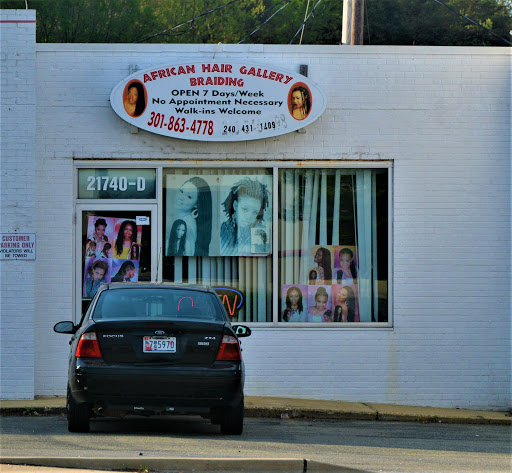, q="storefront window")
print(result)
[81,210,152,314]
[76,164,390,326]
[161,166,389,325]
[278,168,389,324]
[162,169,273,323]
